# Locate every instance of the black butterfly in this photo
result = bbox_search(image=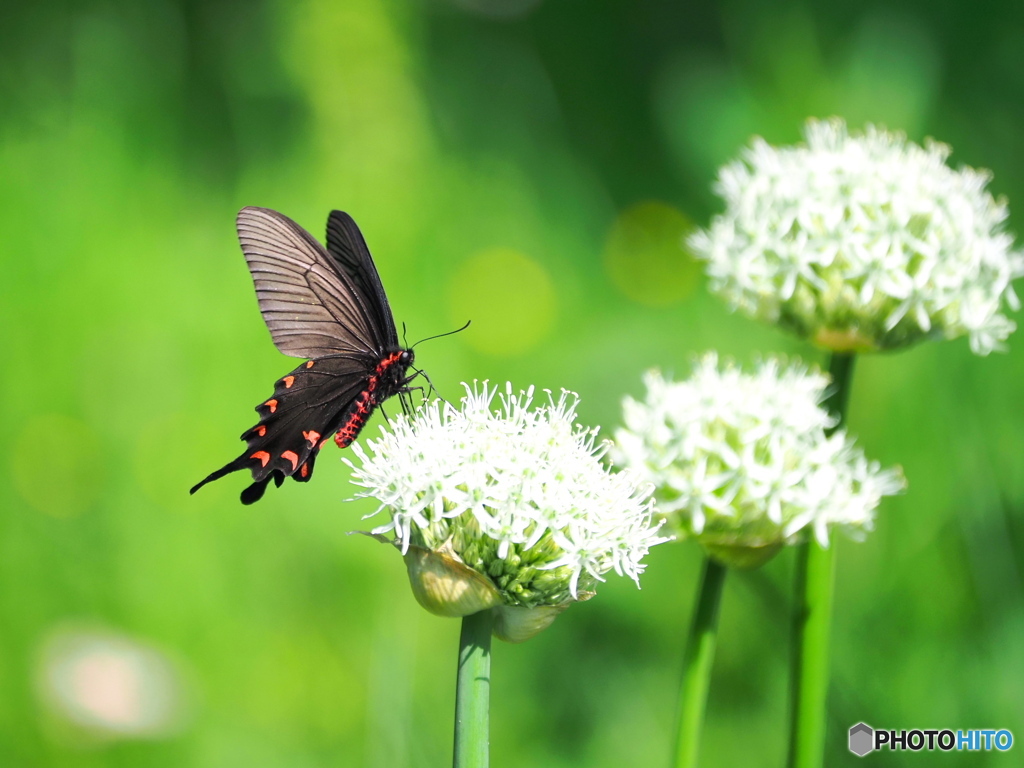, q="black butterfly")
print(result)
[190,206,415,504]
